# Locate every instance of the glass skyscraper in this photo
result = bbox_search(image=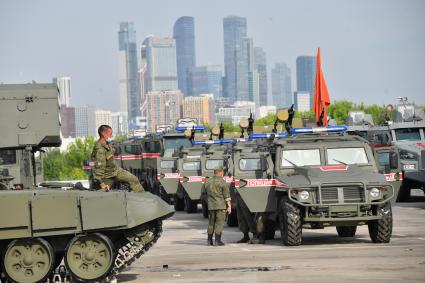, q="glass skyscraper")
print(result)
[223,16,248,102]
[254,47,268,106]
[271,63,292,108]
[142,36,178,92]
[296,56,317,109]
[173,16,196,96]
[188,65,222,97]
[118,22,140,128]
